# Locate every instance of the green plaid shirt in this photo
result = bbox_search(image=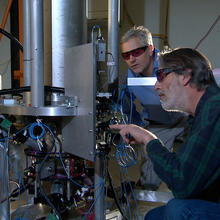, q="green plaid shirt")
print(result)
[146,84,220,202]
